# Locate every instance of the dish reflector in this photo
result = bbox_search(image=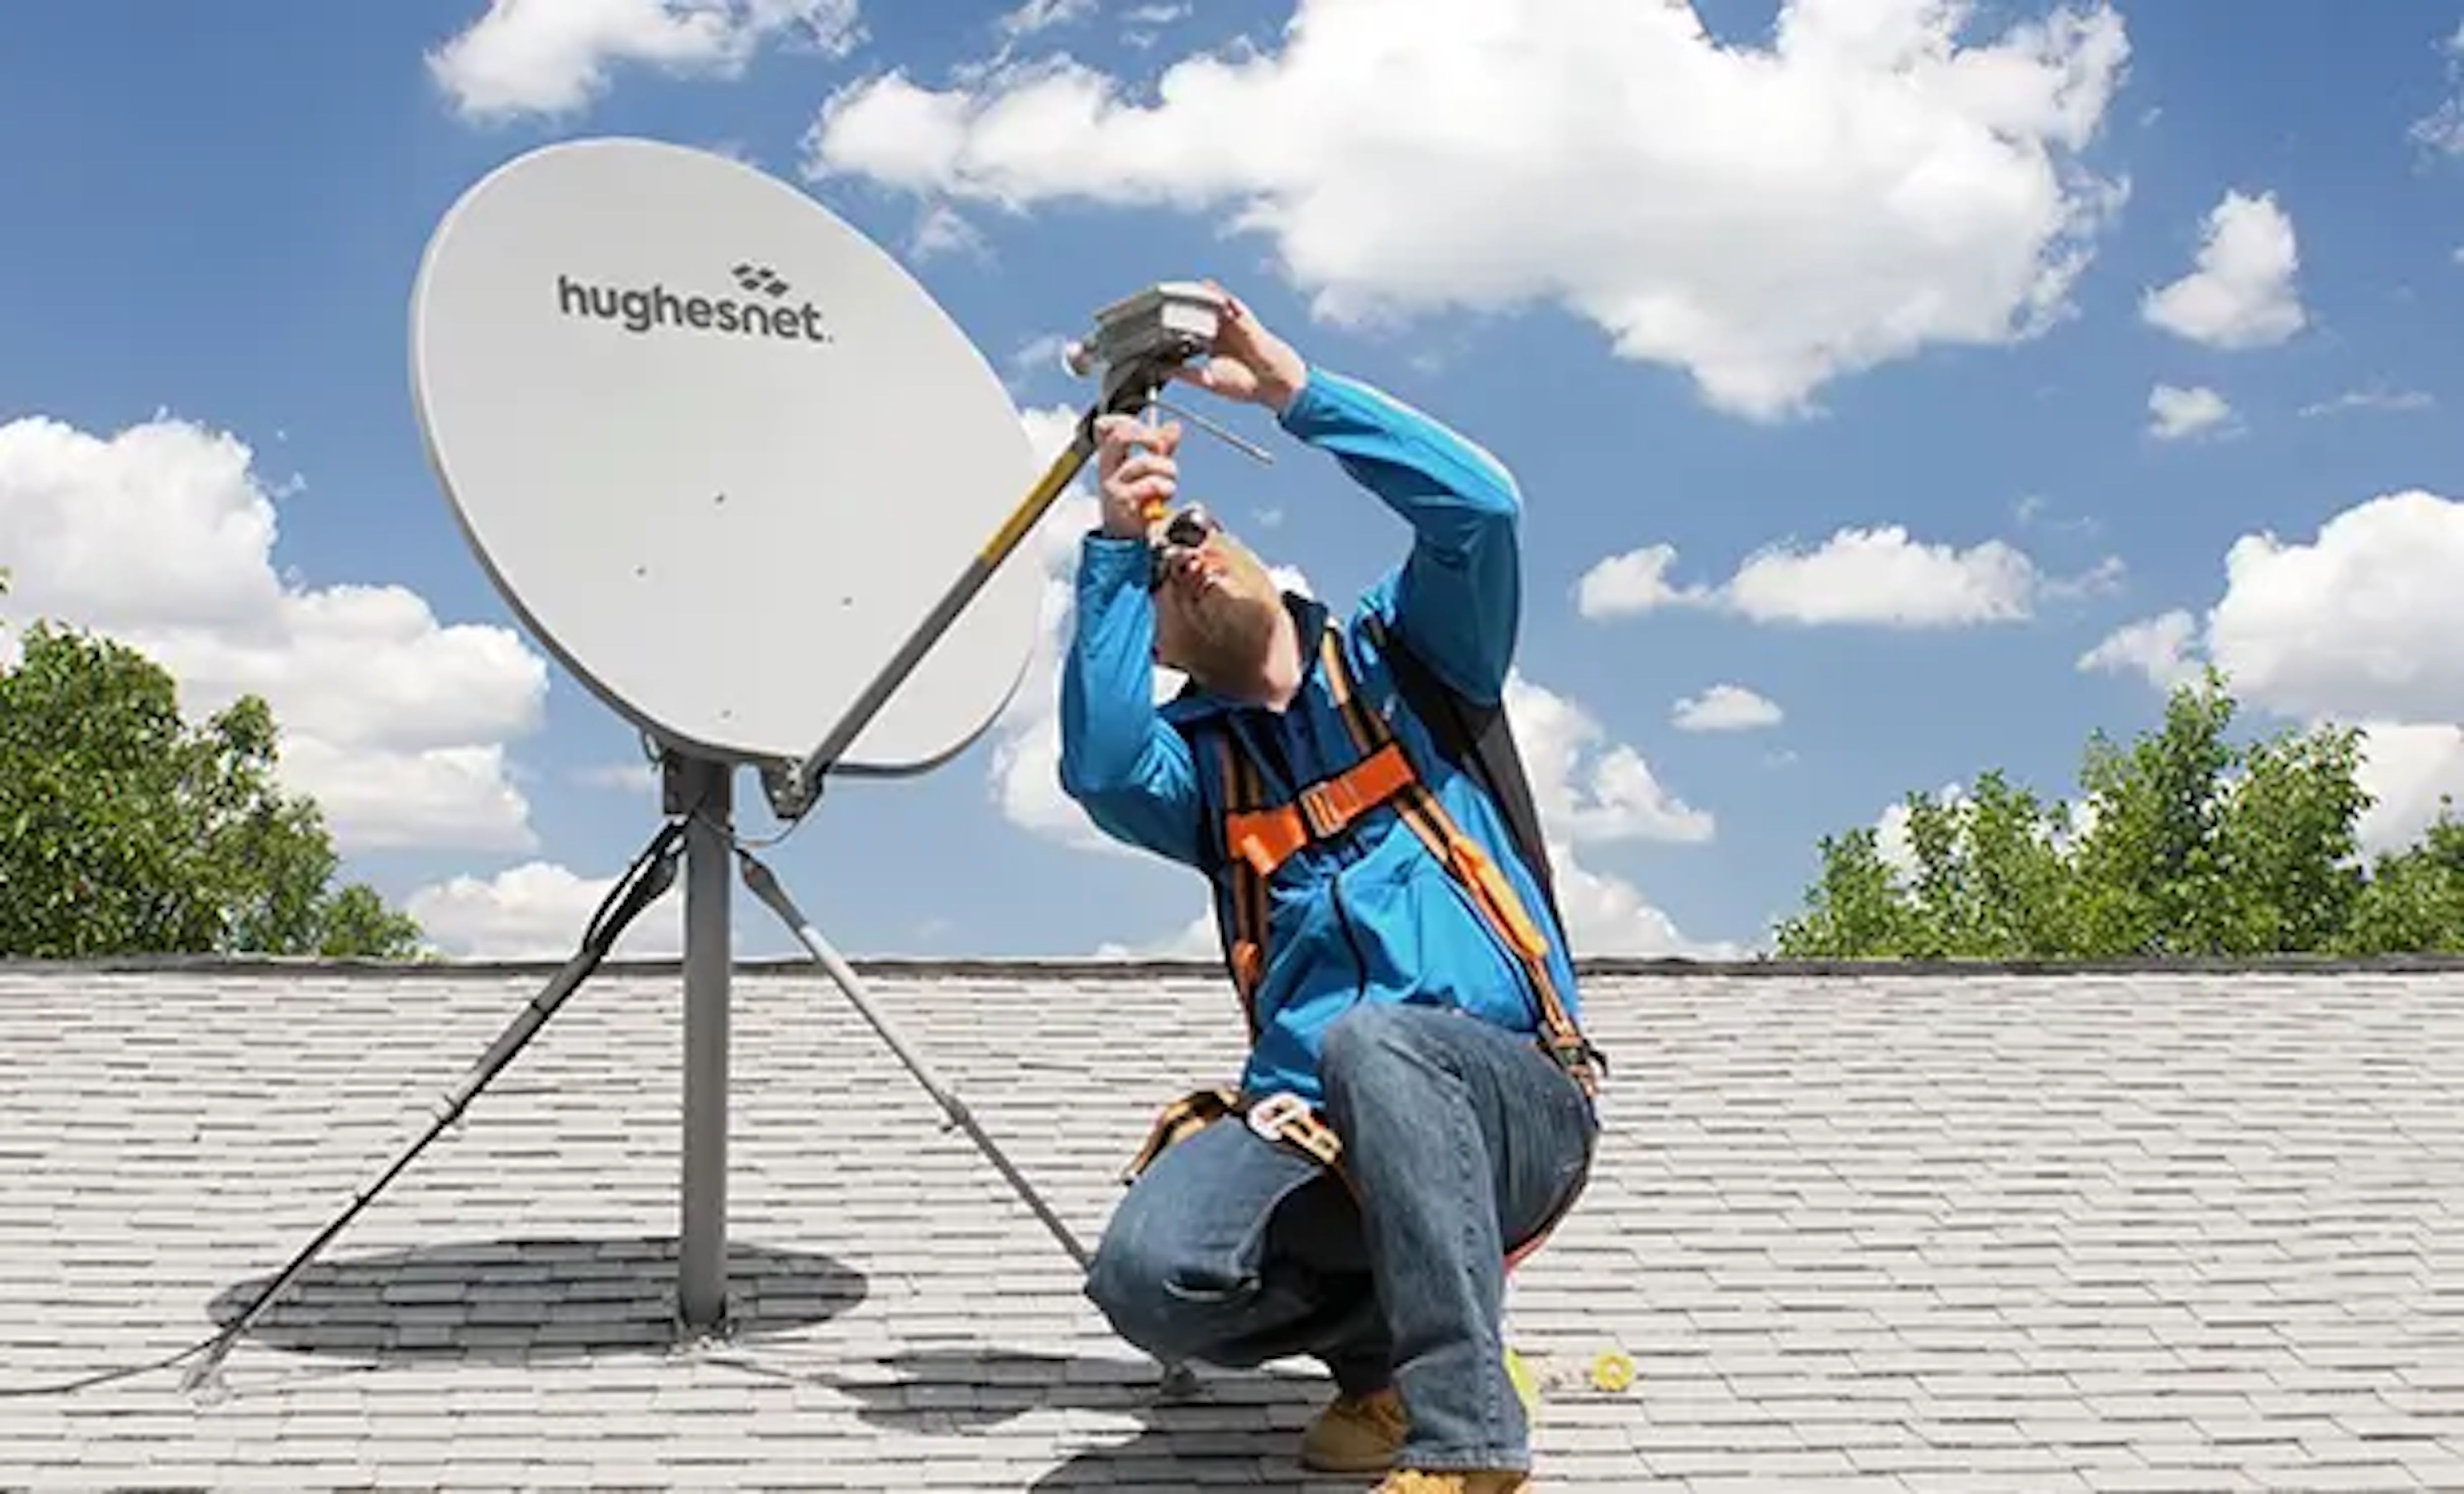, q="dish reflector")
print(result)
[410,137,1042,773]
